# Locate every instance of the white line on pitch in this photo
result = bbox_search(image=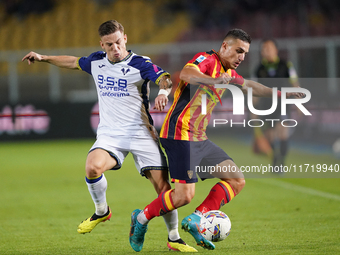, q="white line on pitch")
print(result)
[253,178,340,201]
